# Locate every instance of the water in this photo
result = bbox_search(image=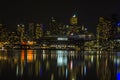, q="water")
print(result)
[0,50,118,80]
